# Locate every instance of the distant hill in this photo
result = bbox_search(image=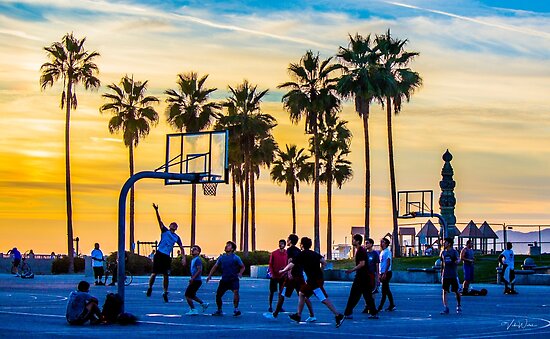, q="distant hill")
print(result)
[495,229,550,254]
